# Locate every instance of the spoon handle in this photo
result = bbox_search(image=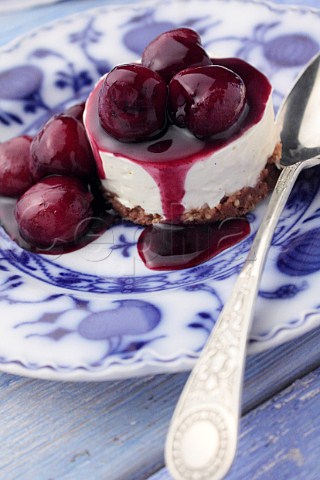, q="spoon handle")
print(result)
[165,159,314,480]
